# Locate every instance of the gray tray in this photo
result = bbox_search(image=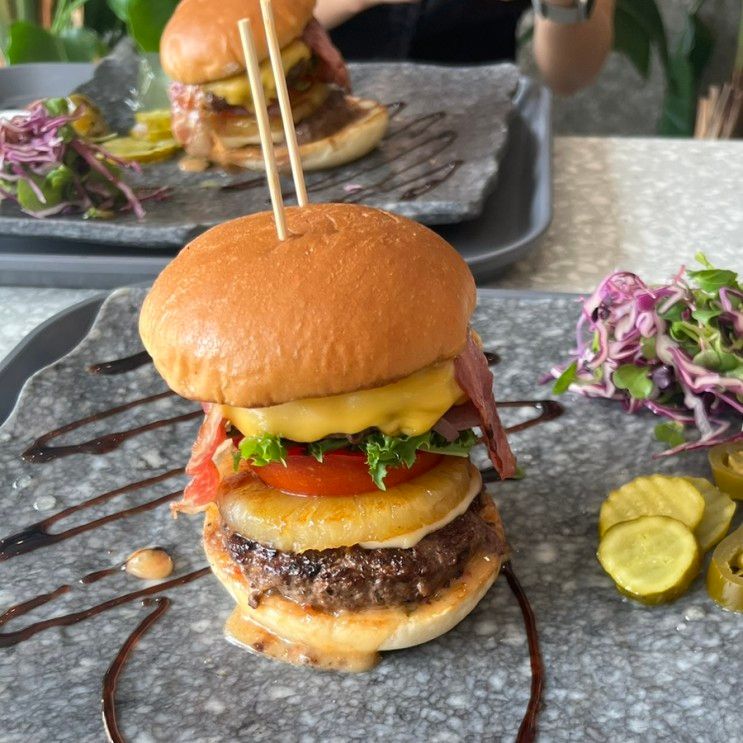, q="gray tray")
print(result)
[0,68,551,288]
[0,287,738,743]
